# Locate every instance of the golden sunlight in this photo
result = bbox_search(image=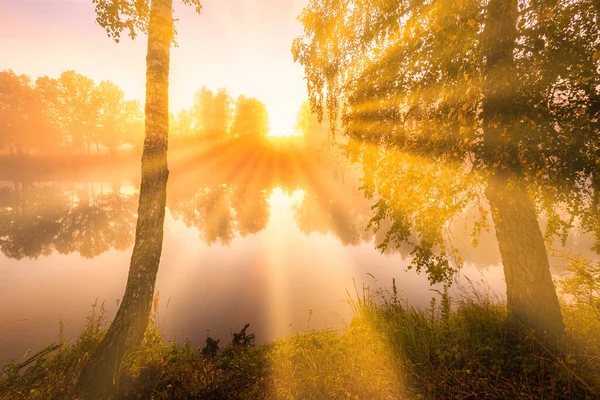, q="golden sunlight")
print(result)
[267,106,302,137]
[268,187,305,209]
[3,0,599,398]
